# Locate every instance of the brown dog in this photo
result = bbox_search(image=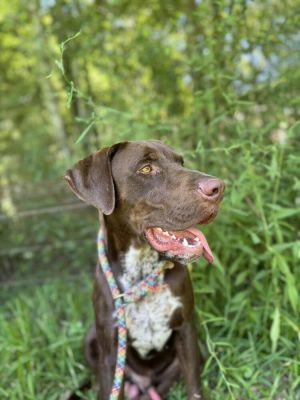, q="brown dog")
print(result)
[65,140,224,400]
